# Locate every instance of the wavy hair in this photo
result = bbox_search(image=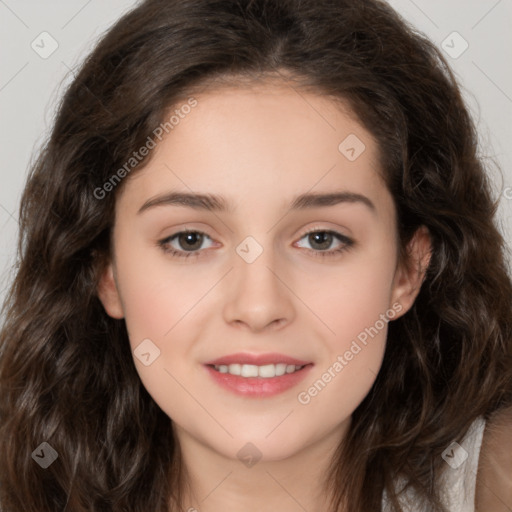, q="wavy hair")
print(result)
[1,0,511,510]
